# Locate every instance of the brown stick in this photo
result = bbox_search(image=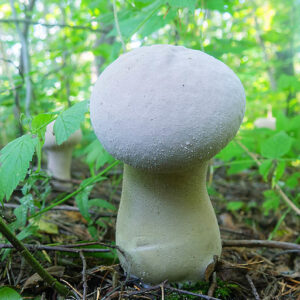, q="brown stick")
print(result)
[0,243,111,253]
[246,274,260,300]
[208,272,217,297]
[80,251,88,300]
[222,239,300,250]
